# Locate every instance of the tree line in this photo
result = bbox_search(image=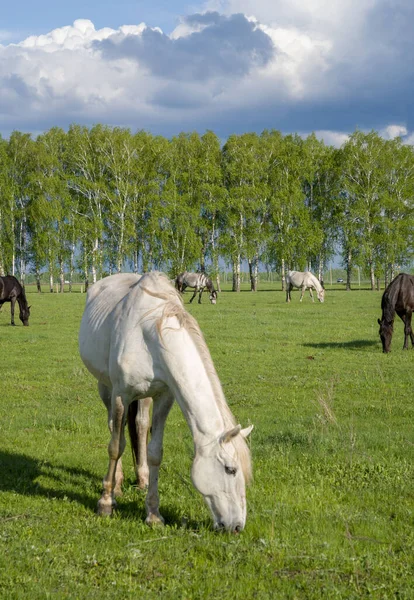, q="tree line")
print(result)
[0,126,413,292]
